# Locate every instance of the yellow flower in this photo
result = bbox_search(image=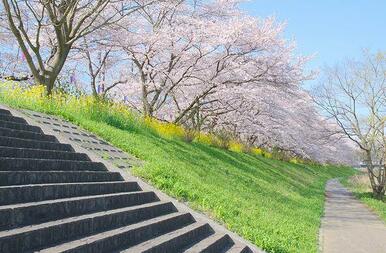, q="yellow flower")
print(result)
[251,148,263,156]
[229,141,243,153]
